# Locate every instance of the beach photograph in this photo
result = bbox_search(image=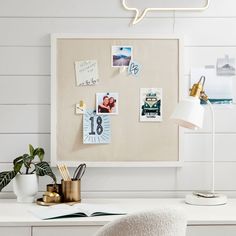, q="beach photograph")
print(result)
[112,46,132,67]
